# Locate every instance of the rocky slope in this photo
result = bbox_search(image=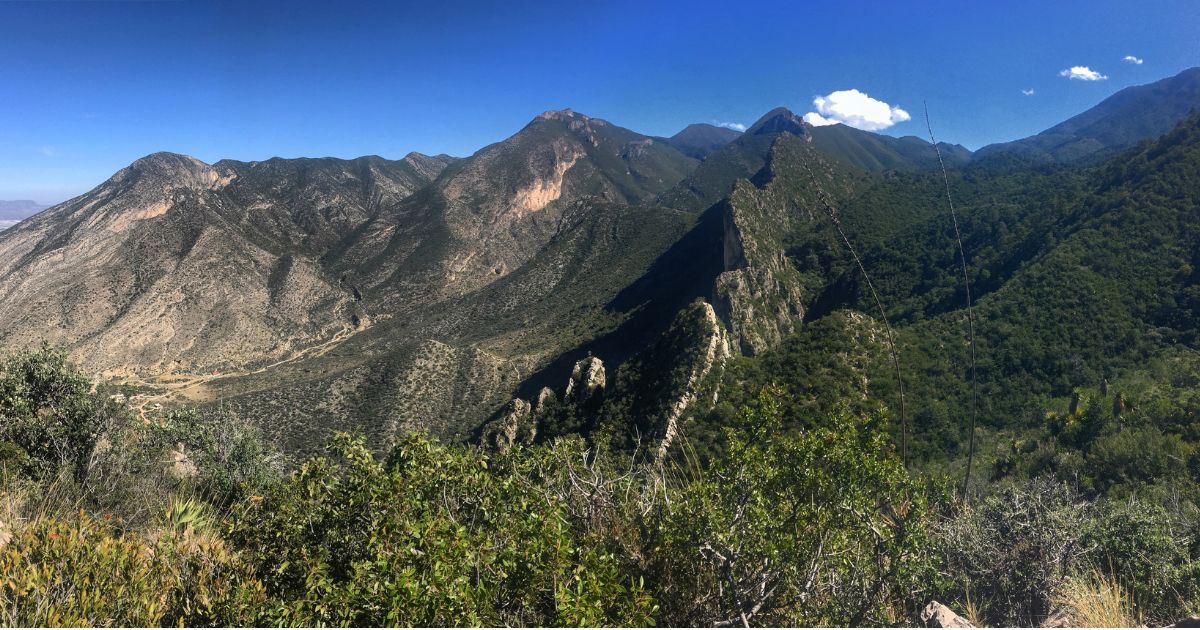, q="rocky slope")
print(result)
[0,151,452,376]
[332,109,699,307]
